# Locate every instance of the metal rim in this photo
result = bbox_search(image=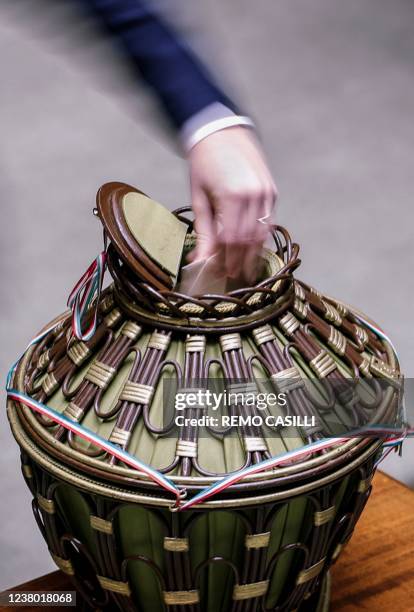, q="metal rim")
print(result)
[8,402,381,509]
